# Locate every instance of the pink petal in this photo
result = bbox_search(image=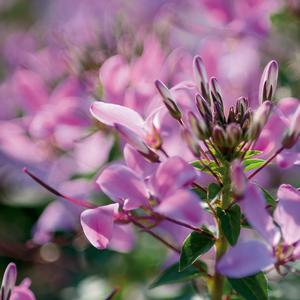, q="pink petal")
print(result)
[123,144,157,177]
[240,184,278,245]
[90,101,144,135]
[11,286,36,300]
[80,204,118,249]
[96,164,149,210]
[74,132,114,173]
[151,156,196,198]
[217,240,274,278]
[276,151,300,169]
[13,70,48,113]
[99,55,130,101]
[109,224,135,253]
[275,184,300,244]
[155,190,203,224]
